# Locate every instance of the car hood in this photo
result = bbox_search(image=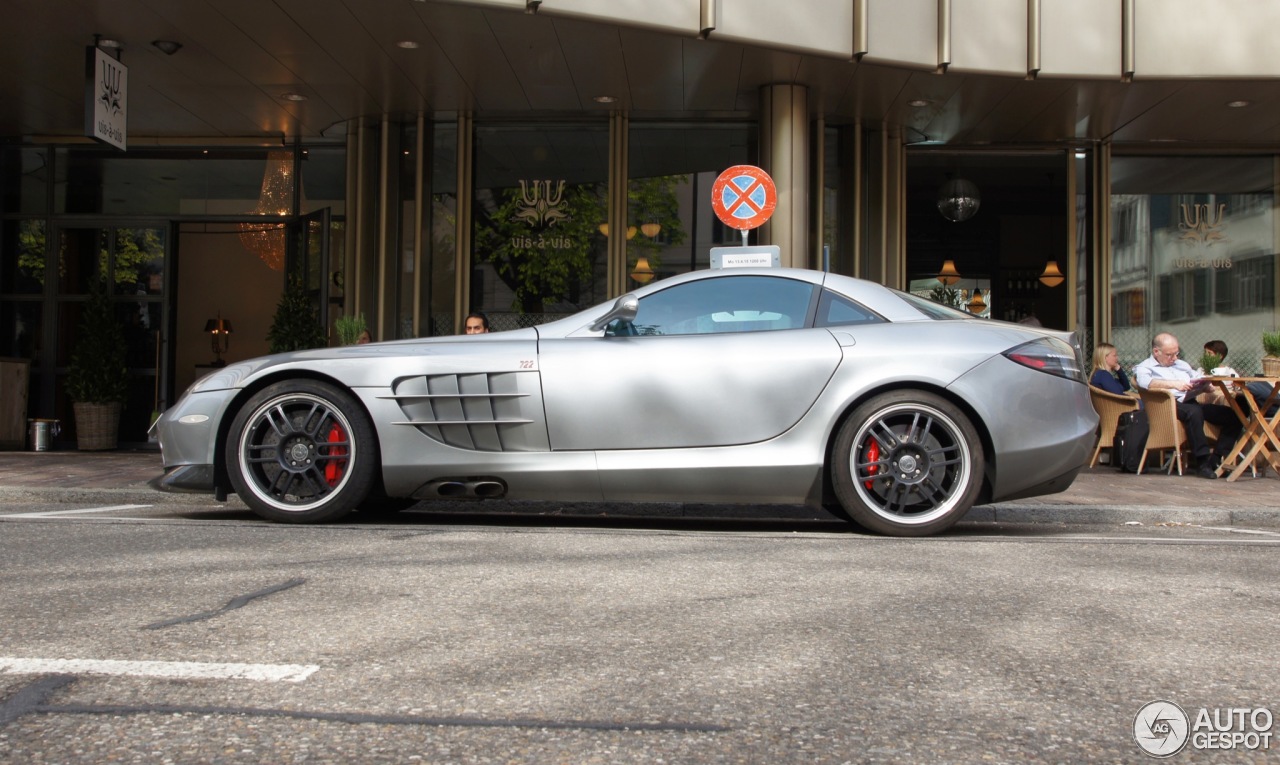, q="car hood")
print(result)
[187,328,542,394]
